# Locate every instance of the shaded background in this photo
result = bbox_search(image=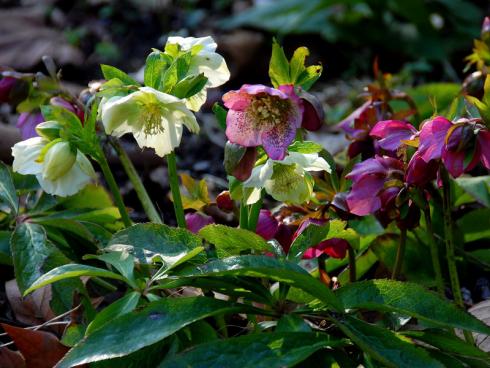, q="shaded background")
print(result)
[0,0,489,221]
